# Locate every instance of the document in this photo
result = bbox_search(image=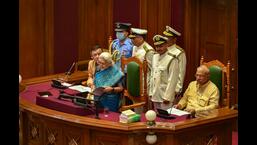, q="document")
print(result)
[167,107,190,116]
[61,82,73,87]
[69,85,92,93]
